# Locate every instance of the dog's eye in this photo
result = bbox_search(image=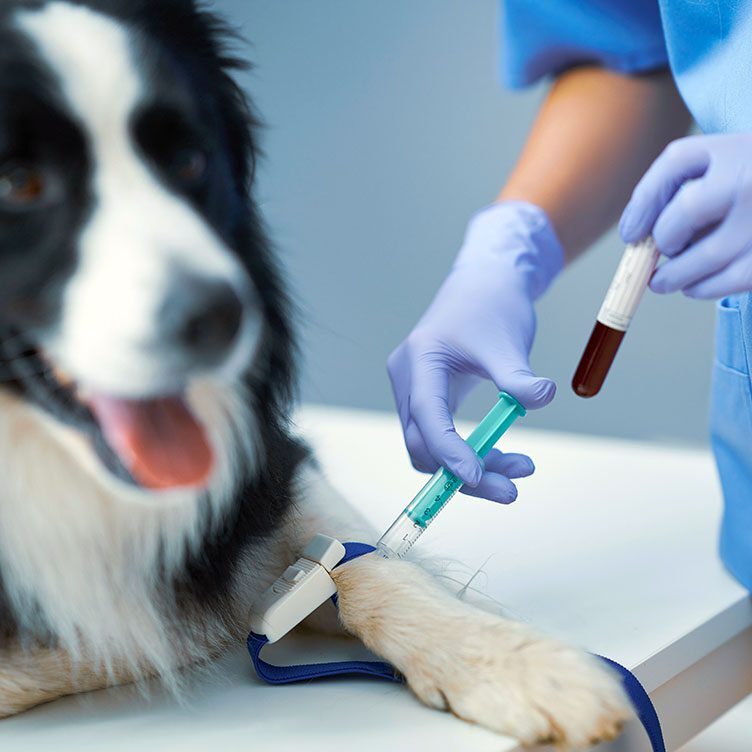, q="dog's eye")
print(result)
[0,165,48,209]
[170,148,208,187]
